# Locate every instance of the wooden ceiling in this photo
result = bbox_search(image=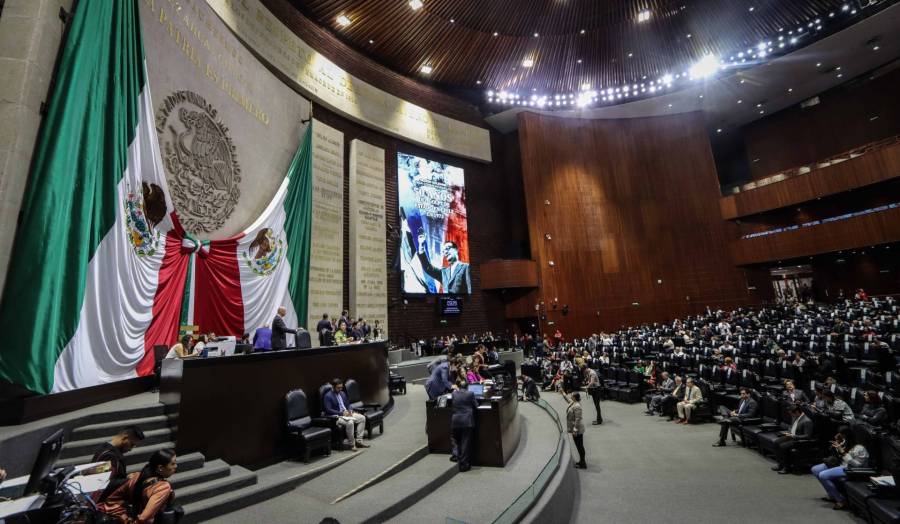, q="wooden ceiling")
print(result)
[293,0,856,97]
